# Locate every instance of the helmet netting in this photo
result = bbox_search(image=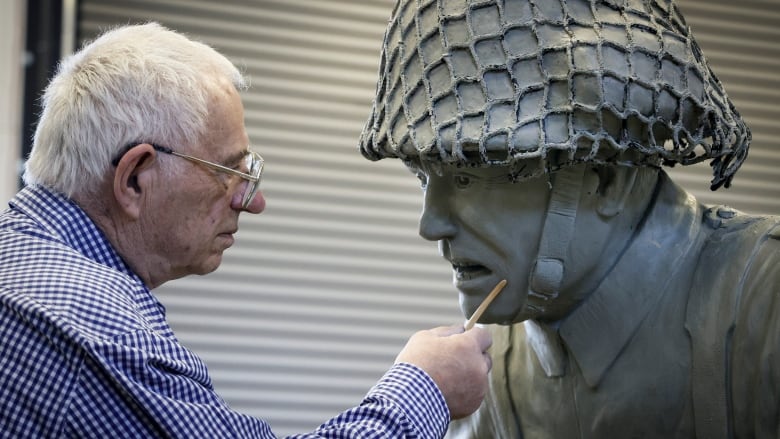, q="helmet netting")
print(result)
[358,0,750,189]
